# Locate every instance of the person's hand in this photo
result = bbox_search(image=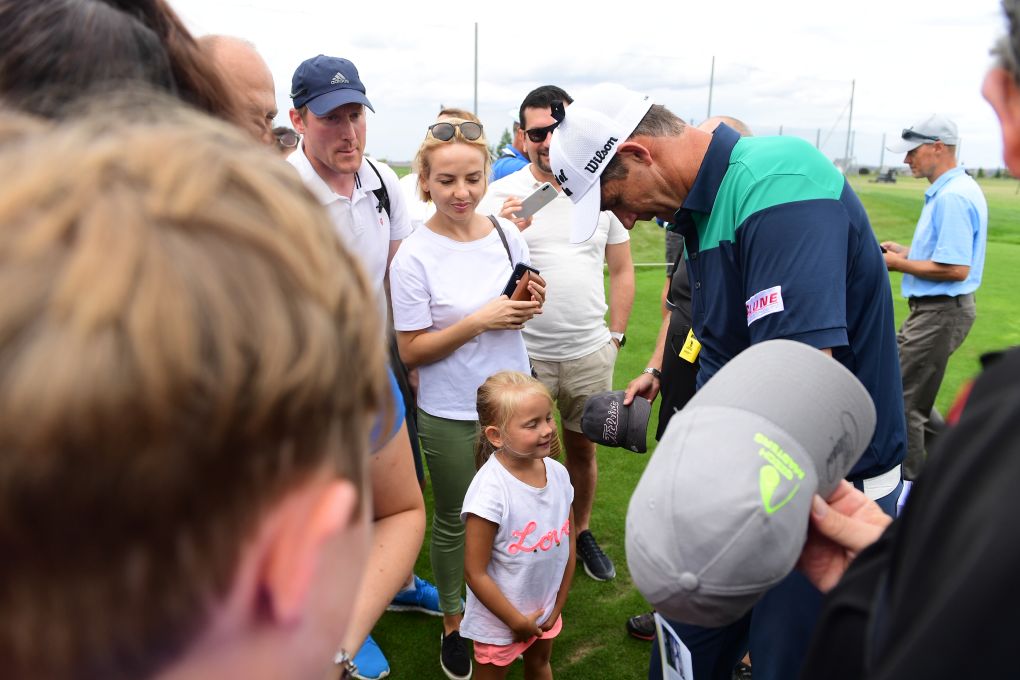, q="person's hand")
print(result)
[880,241,909,271]
[527,273,546,307]
[624,371,660,405]
[539,609,560,633]
[797,480,892,593]
[511,609,544,642]
[472,297,542,331]
[499,196,533,231]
